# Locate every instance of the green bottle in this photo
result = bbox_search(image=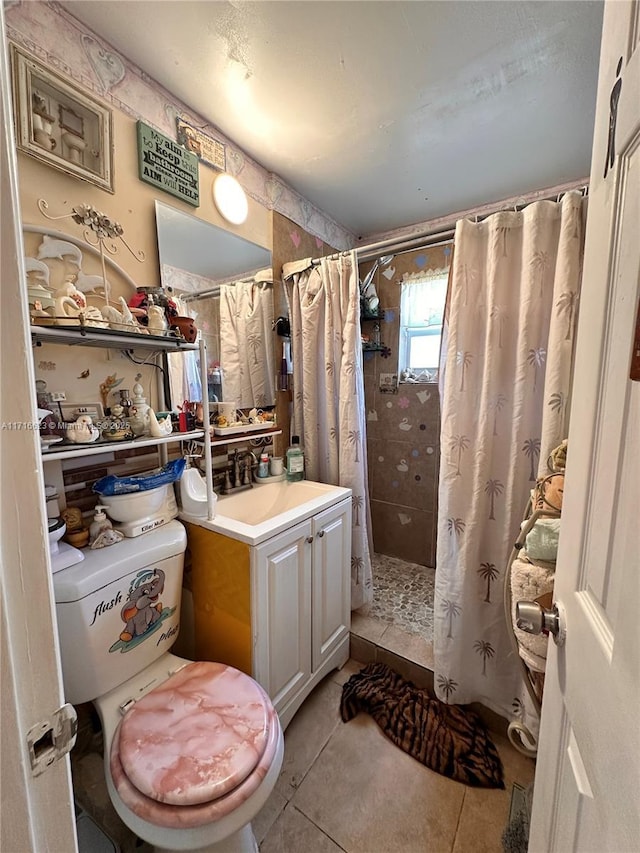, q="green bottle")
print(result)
[286,435,304,482]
